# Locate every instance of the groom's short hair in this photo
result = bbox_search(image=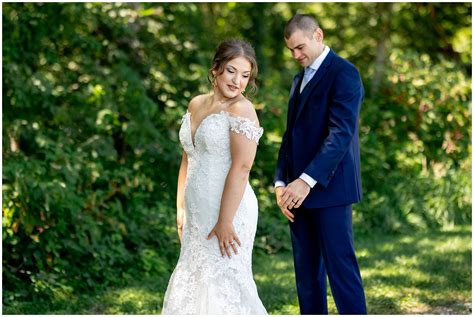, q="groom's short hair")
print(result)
[284,14,320,39]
